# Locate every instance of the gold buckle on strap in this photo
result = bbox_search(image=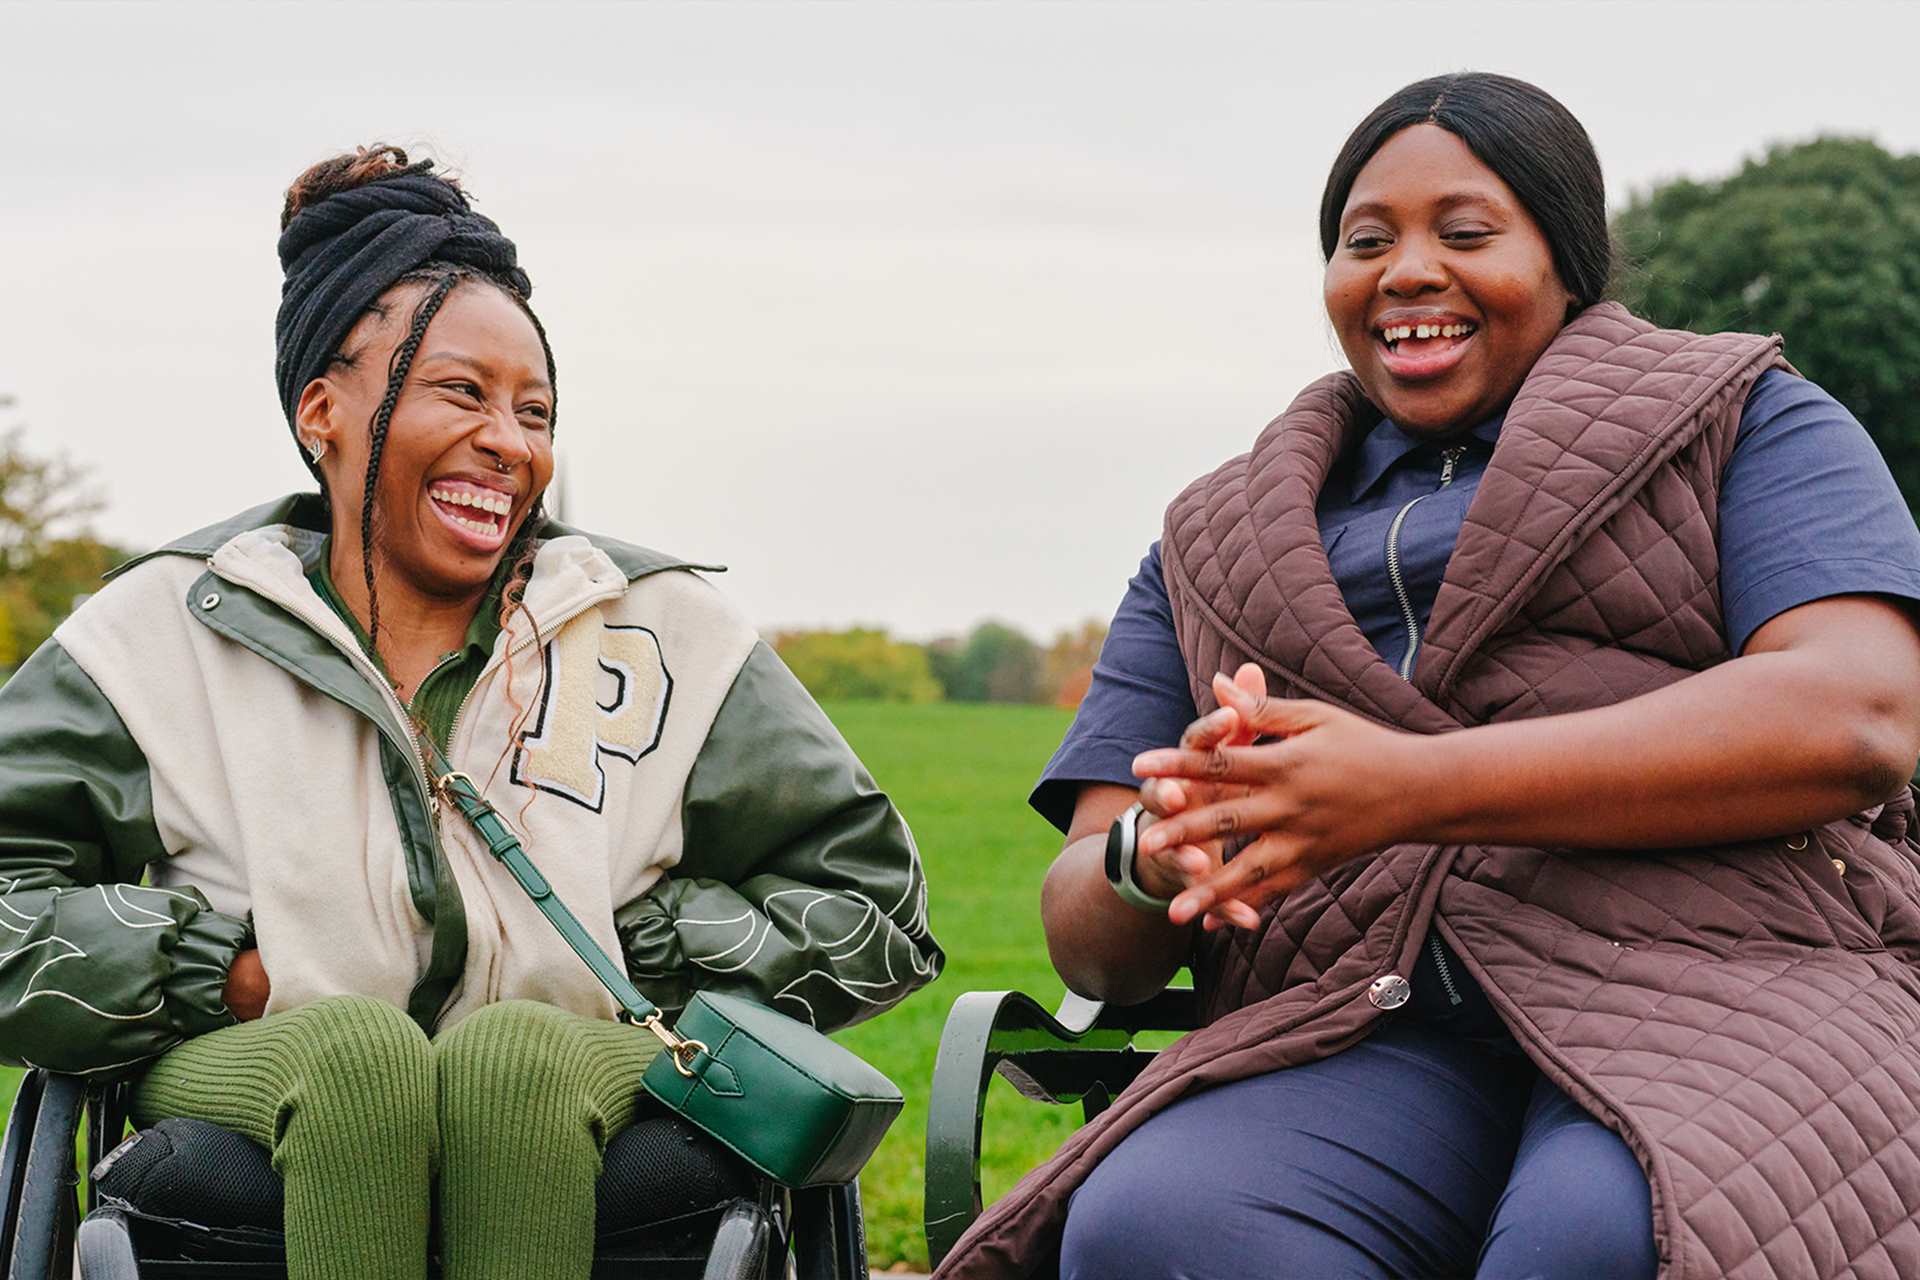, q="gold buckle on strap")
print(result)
[630,1011,709,1078]
[434,770,482,804]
